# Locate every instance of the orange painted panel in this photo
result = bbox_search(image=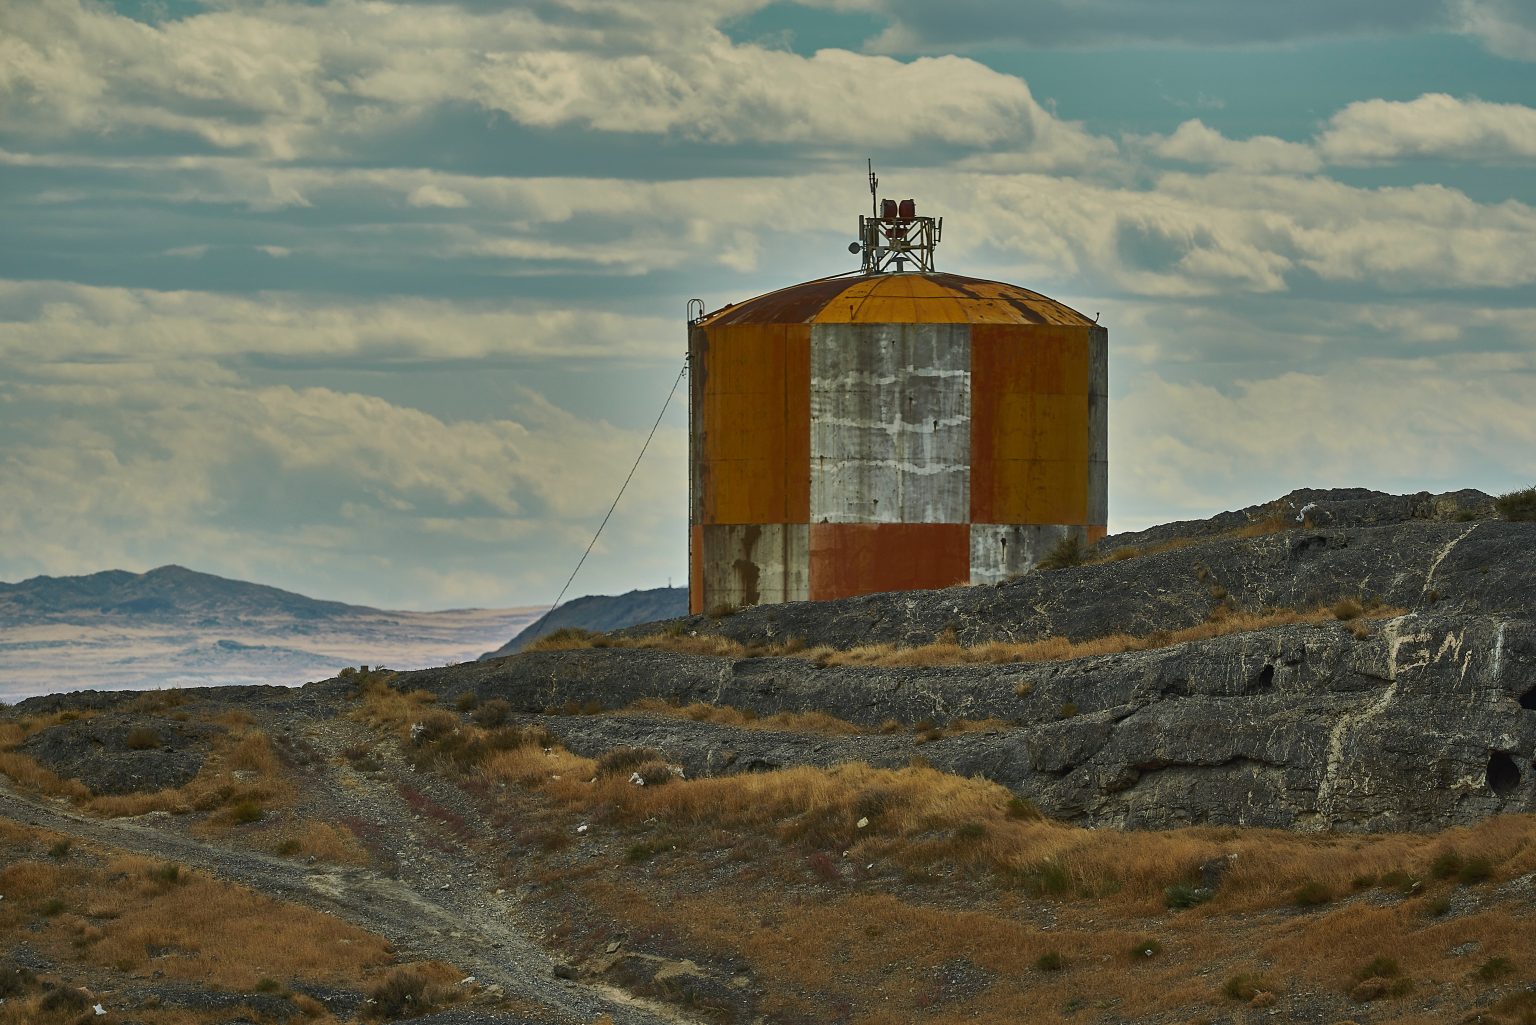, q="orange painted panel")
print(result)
[704,272,1095,329]
[809,523,970,601]
[972,324,1093,524]
[697,324,810,524]
[1087,524,1107,545]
